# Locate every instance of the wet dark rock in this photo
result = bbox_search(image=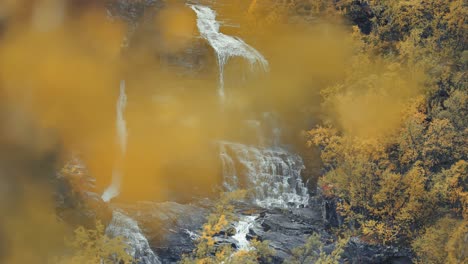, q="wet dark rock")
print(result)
[107,211,162,264]
[107,0,212,75]
[321,197,344,228]
[53,173,414,264]
[106,0,163,24]
[219,225,237,237]
[212,197,412,264]
[53,160,112,228]
[53,161,413,264]
[248,205,328,264]
[113,201,209,264]
[343,237,413,264]
[213,236,238,249]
